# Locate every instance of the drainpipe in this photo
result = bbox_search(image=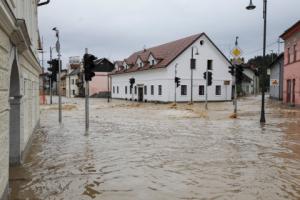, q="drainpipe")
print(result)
[38,0,50,6]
